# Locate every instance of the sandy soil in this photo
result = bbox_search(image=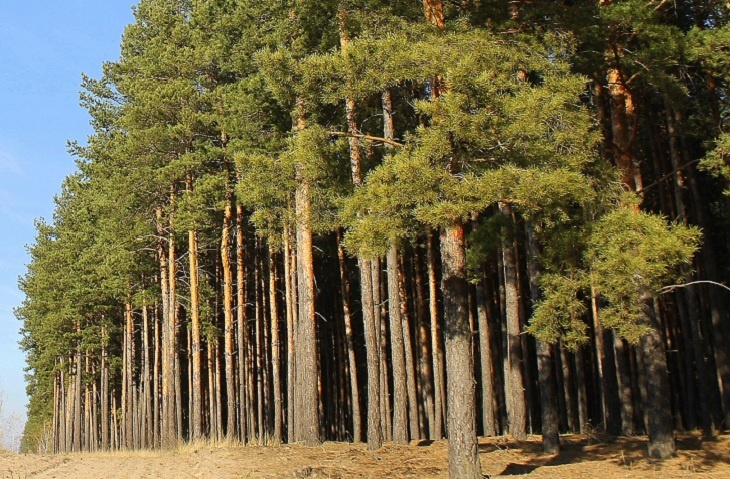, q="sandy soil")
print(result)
[0,434,728,479]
